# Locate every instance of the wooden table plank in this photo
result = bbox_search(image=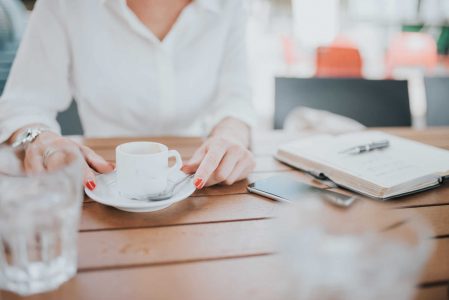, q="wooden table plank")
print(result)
[81,195,449,240]
[421,238,449,284]
[404,205,449,238]
[78,221,449,287]
[416,285,448,300]
[78,201,449,287]
[81,184,399,232]
[0,256,287,300]
[80,195,277,232]
[78,219,275,271]
[2,255,445,300]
